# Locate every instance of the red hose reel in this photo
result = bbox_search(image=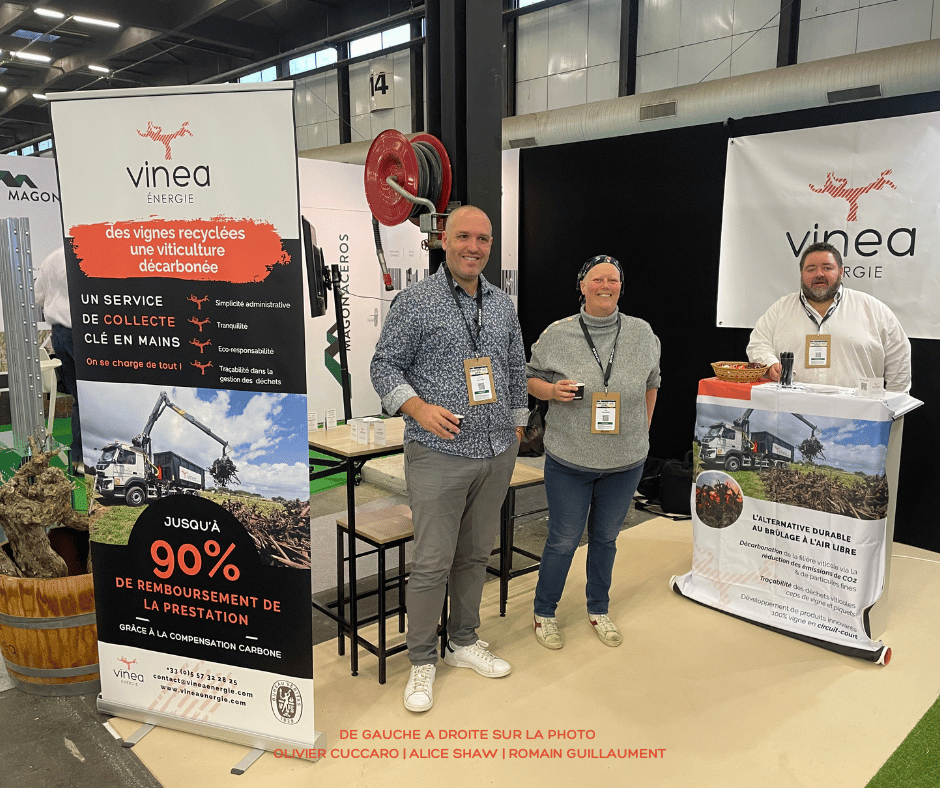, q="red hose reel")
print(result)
[364,129,452,228]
